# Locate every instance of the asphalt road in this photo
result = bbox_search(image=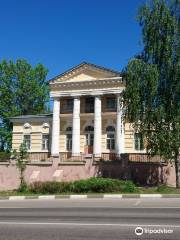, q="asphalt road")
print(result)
[0,198,179,240]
